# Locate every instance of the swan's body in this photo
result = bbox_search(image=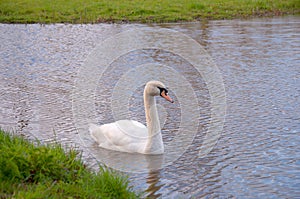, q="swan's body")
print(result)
[89,80,173,154]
